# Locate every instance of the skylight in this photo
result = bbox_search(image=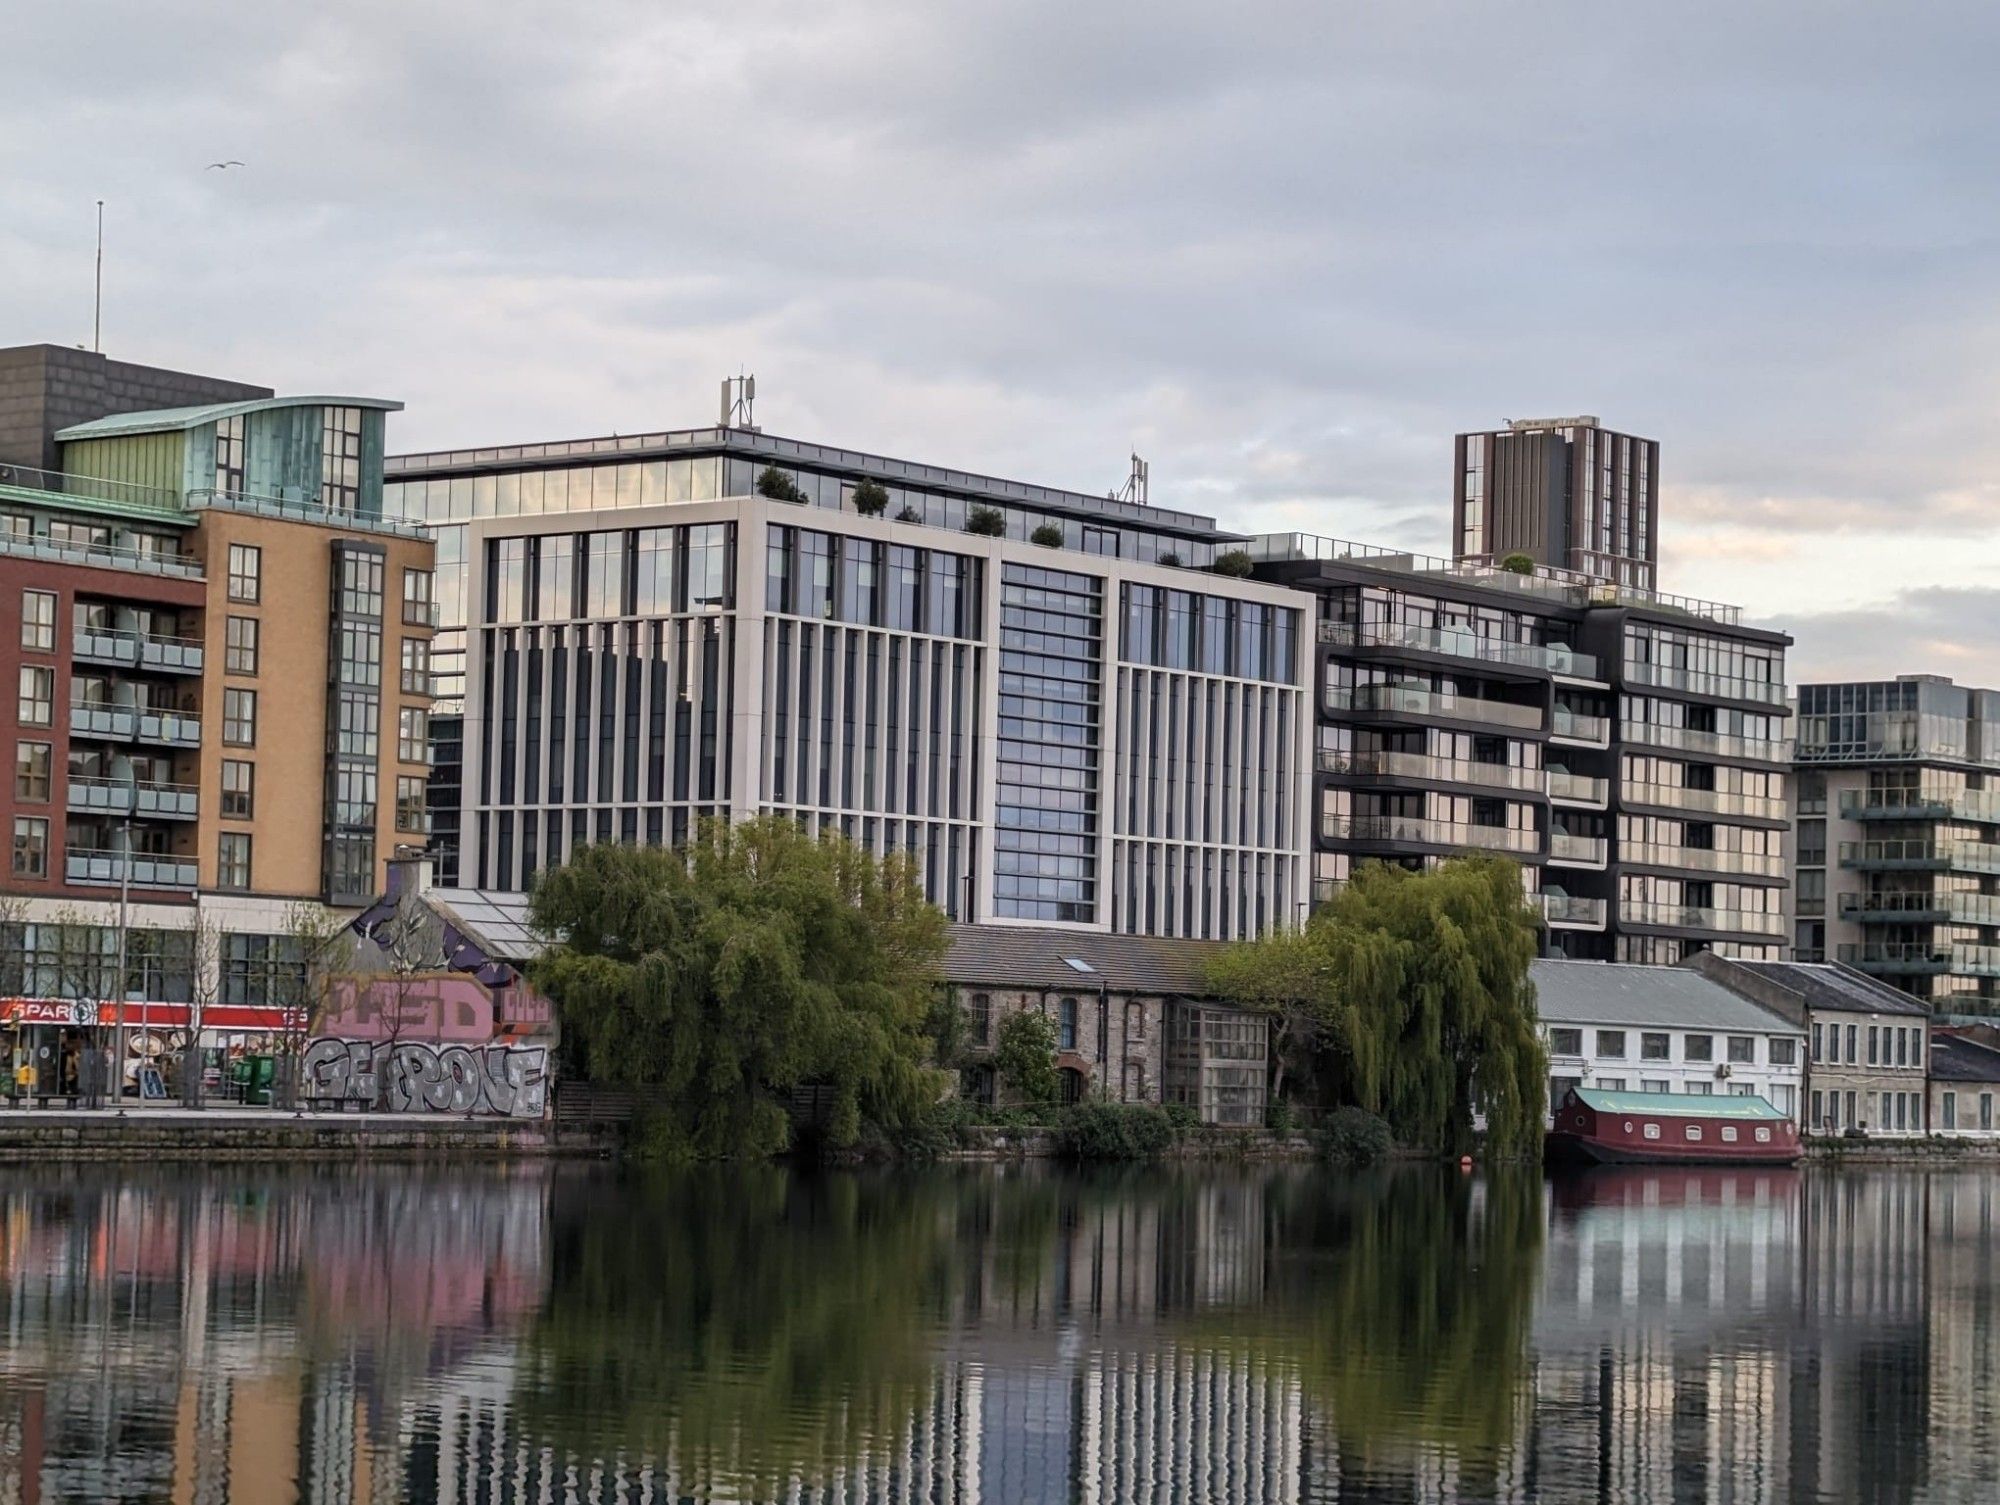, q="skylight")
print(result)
[1062,957,1096,973]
